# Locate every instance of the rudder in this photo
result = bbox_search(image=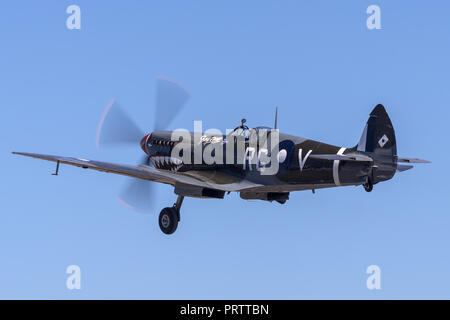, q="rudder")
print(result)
[357,104,397,182]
